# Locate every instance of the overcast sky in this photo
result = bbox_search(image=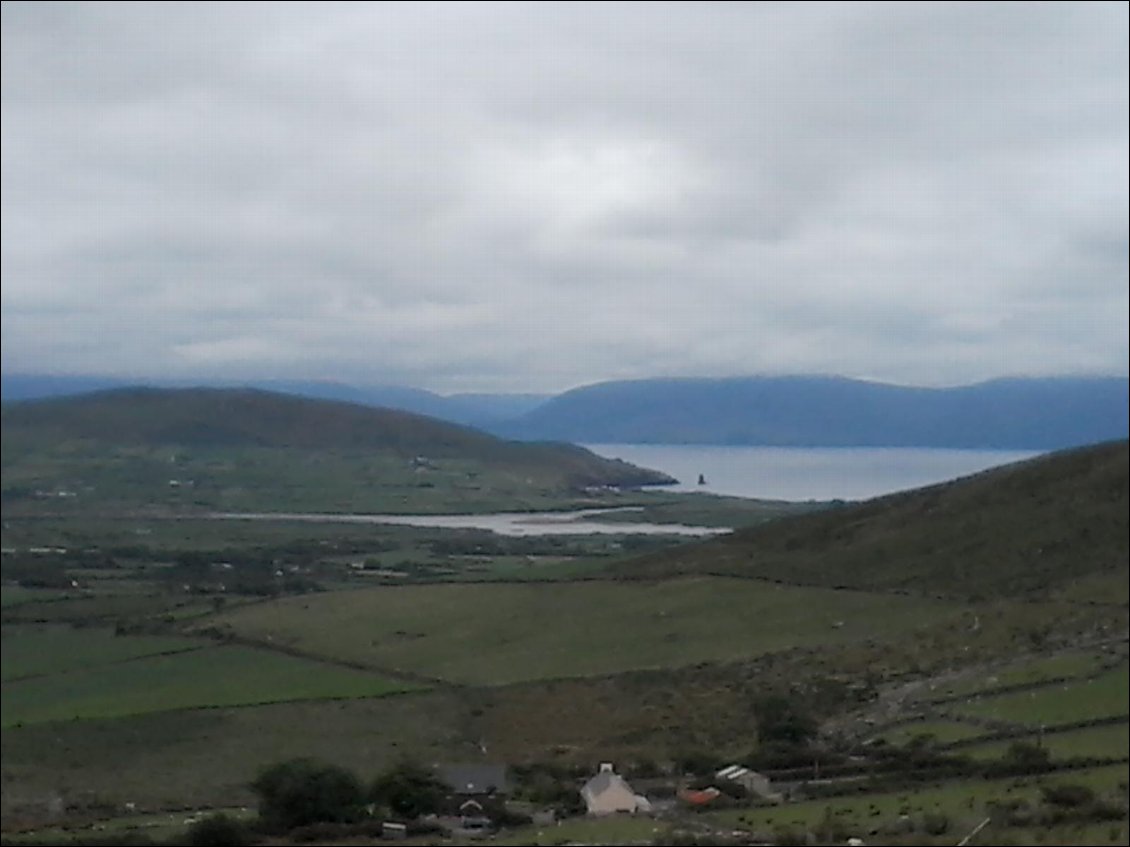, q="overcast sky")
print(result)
[2,2,1127,394]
